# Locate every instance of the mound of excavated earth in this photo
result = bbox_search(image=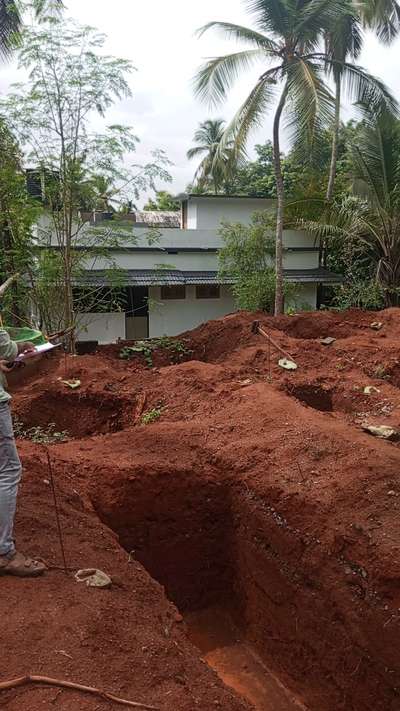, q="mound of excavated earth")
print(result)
[3,308,400,711]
